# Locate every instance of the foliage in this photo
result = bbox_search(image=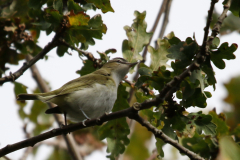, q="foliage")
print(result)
[1,0,240,160]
